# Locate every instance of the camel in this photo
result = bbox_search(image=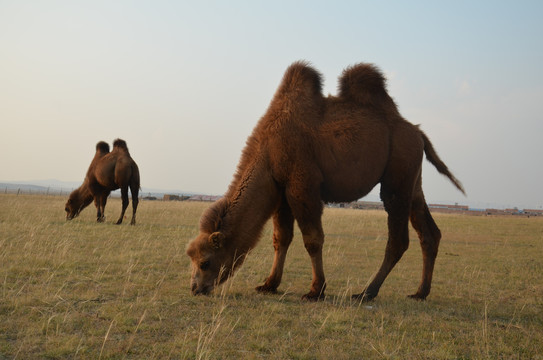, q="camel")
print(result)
[186,61,465,301]
[65,139,140,225]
